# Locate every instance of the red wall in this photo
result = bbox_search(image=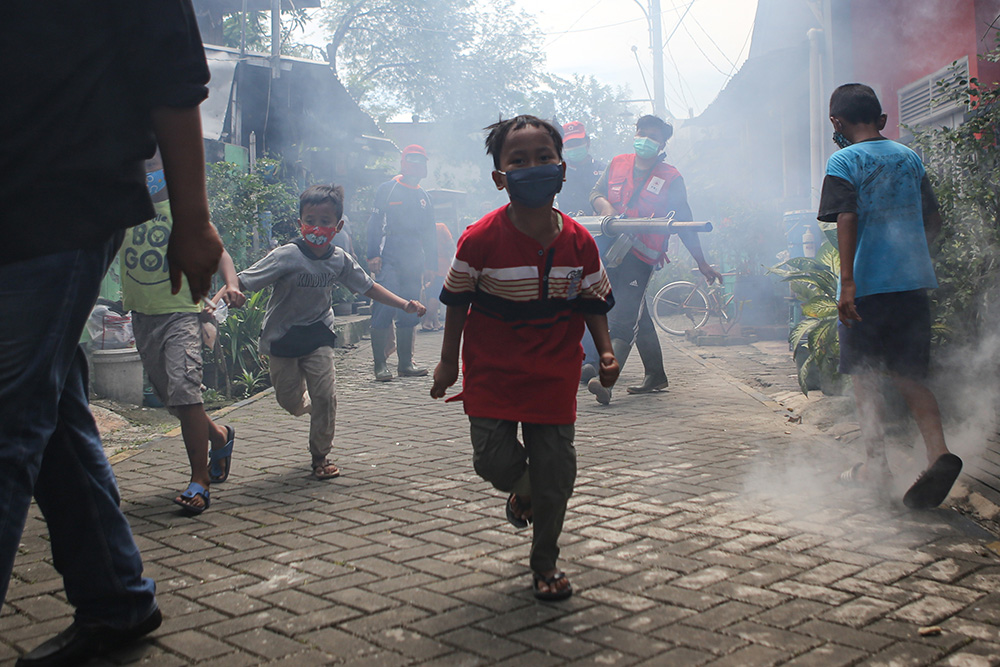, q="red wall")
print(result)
[849,0,999,138]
